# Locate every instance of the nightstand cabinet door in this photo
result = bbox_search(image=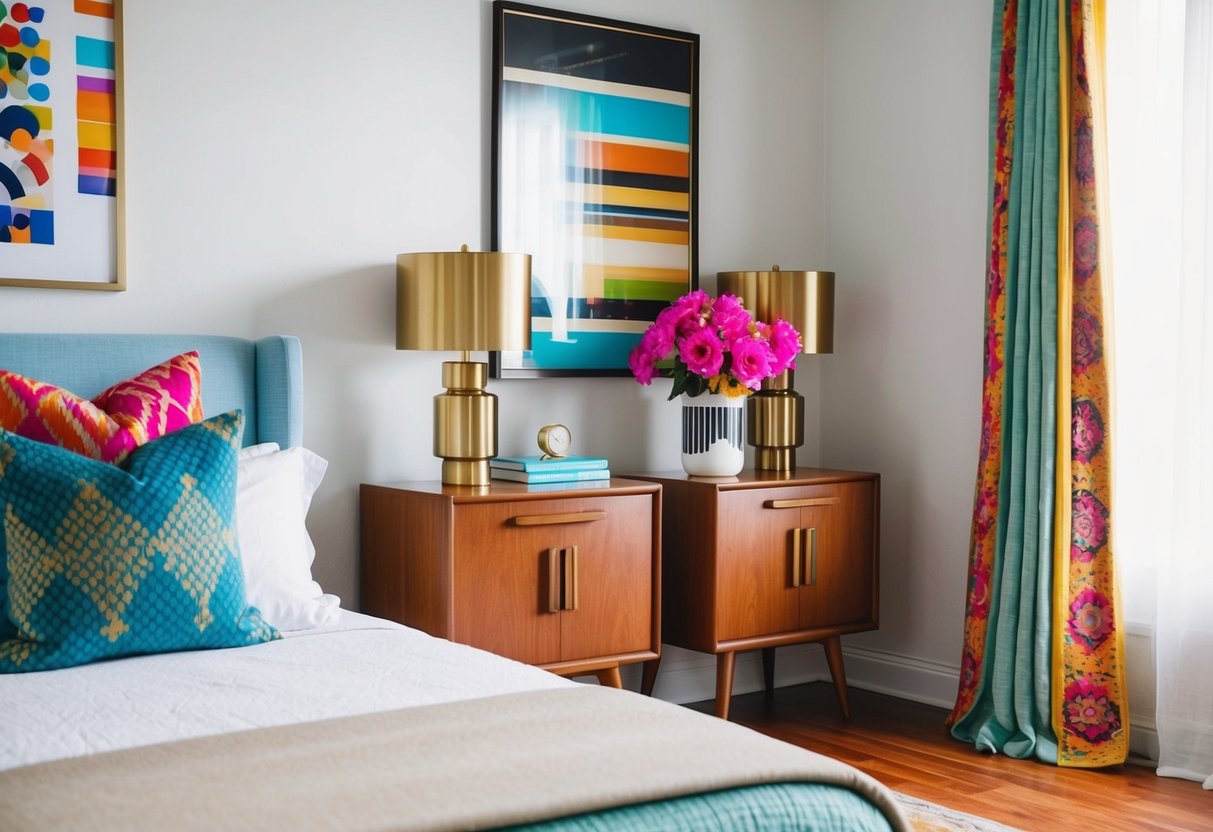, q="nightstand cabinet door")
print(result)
[450,495,652,666]
[554,494,653,662]
[714,480,878,643]
[716,487,802,642]
[451,500,561,665]
[797,479,877,630]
